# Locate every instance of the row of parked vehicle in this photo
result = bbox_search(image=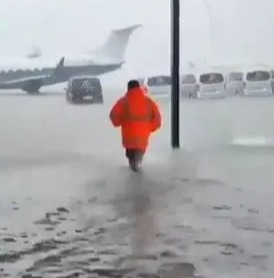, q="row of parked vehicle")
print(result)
[137,68,274,99]
[64,66,274,104]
